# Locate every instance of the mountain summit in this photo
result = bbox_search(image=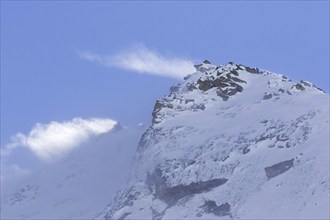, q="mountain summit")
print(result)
[100,61,329,219]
